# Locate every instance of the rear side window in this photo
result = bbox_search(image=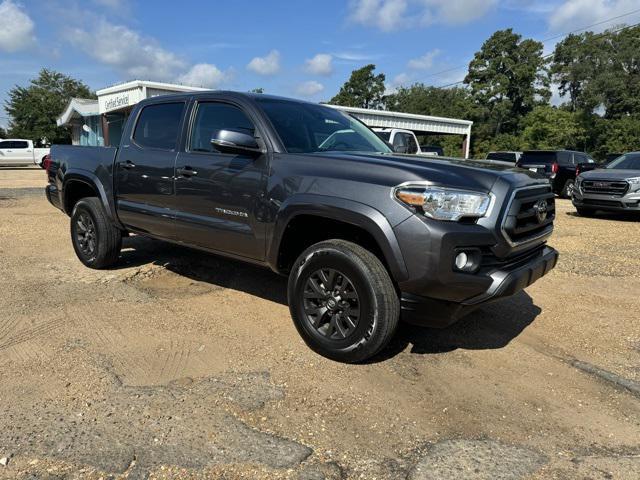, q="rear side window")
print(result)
[0,141,10,148]
[133,103,185,150]
[520,152,558,165]
[190,102,255,153]
[487,152,515,162]
[402,133,418,154]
